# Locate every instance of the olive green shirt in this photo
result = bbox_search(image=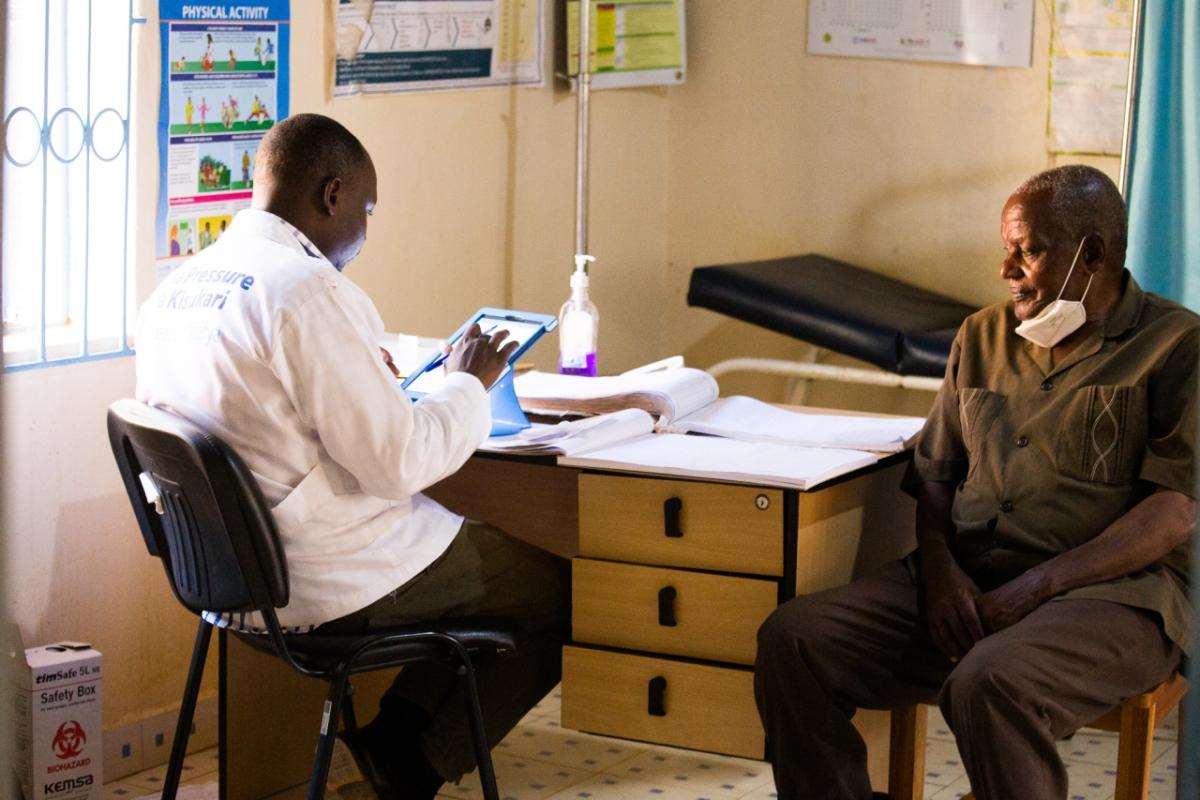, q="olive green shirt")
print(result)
[910,273,1199,654]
